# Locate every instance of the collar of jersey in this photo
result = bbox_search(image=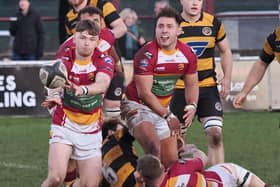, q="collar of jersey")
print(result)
[159,48,177,55]
[75,59,91,65]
